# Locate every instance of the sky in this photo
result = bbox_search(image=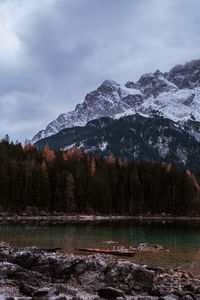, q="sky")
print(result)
[0,0,200,142]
